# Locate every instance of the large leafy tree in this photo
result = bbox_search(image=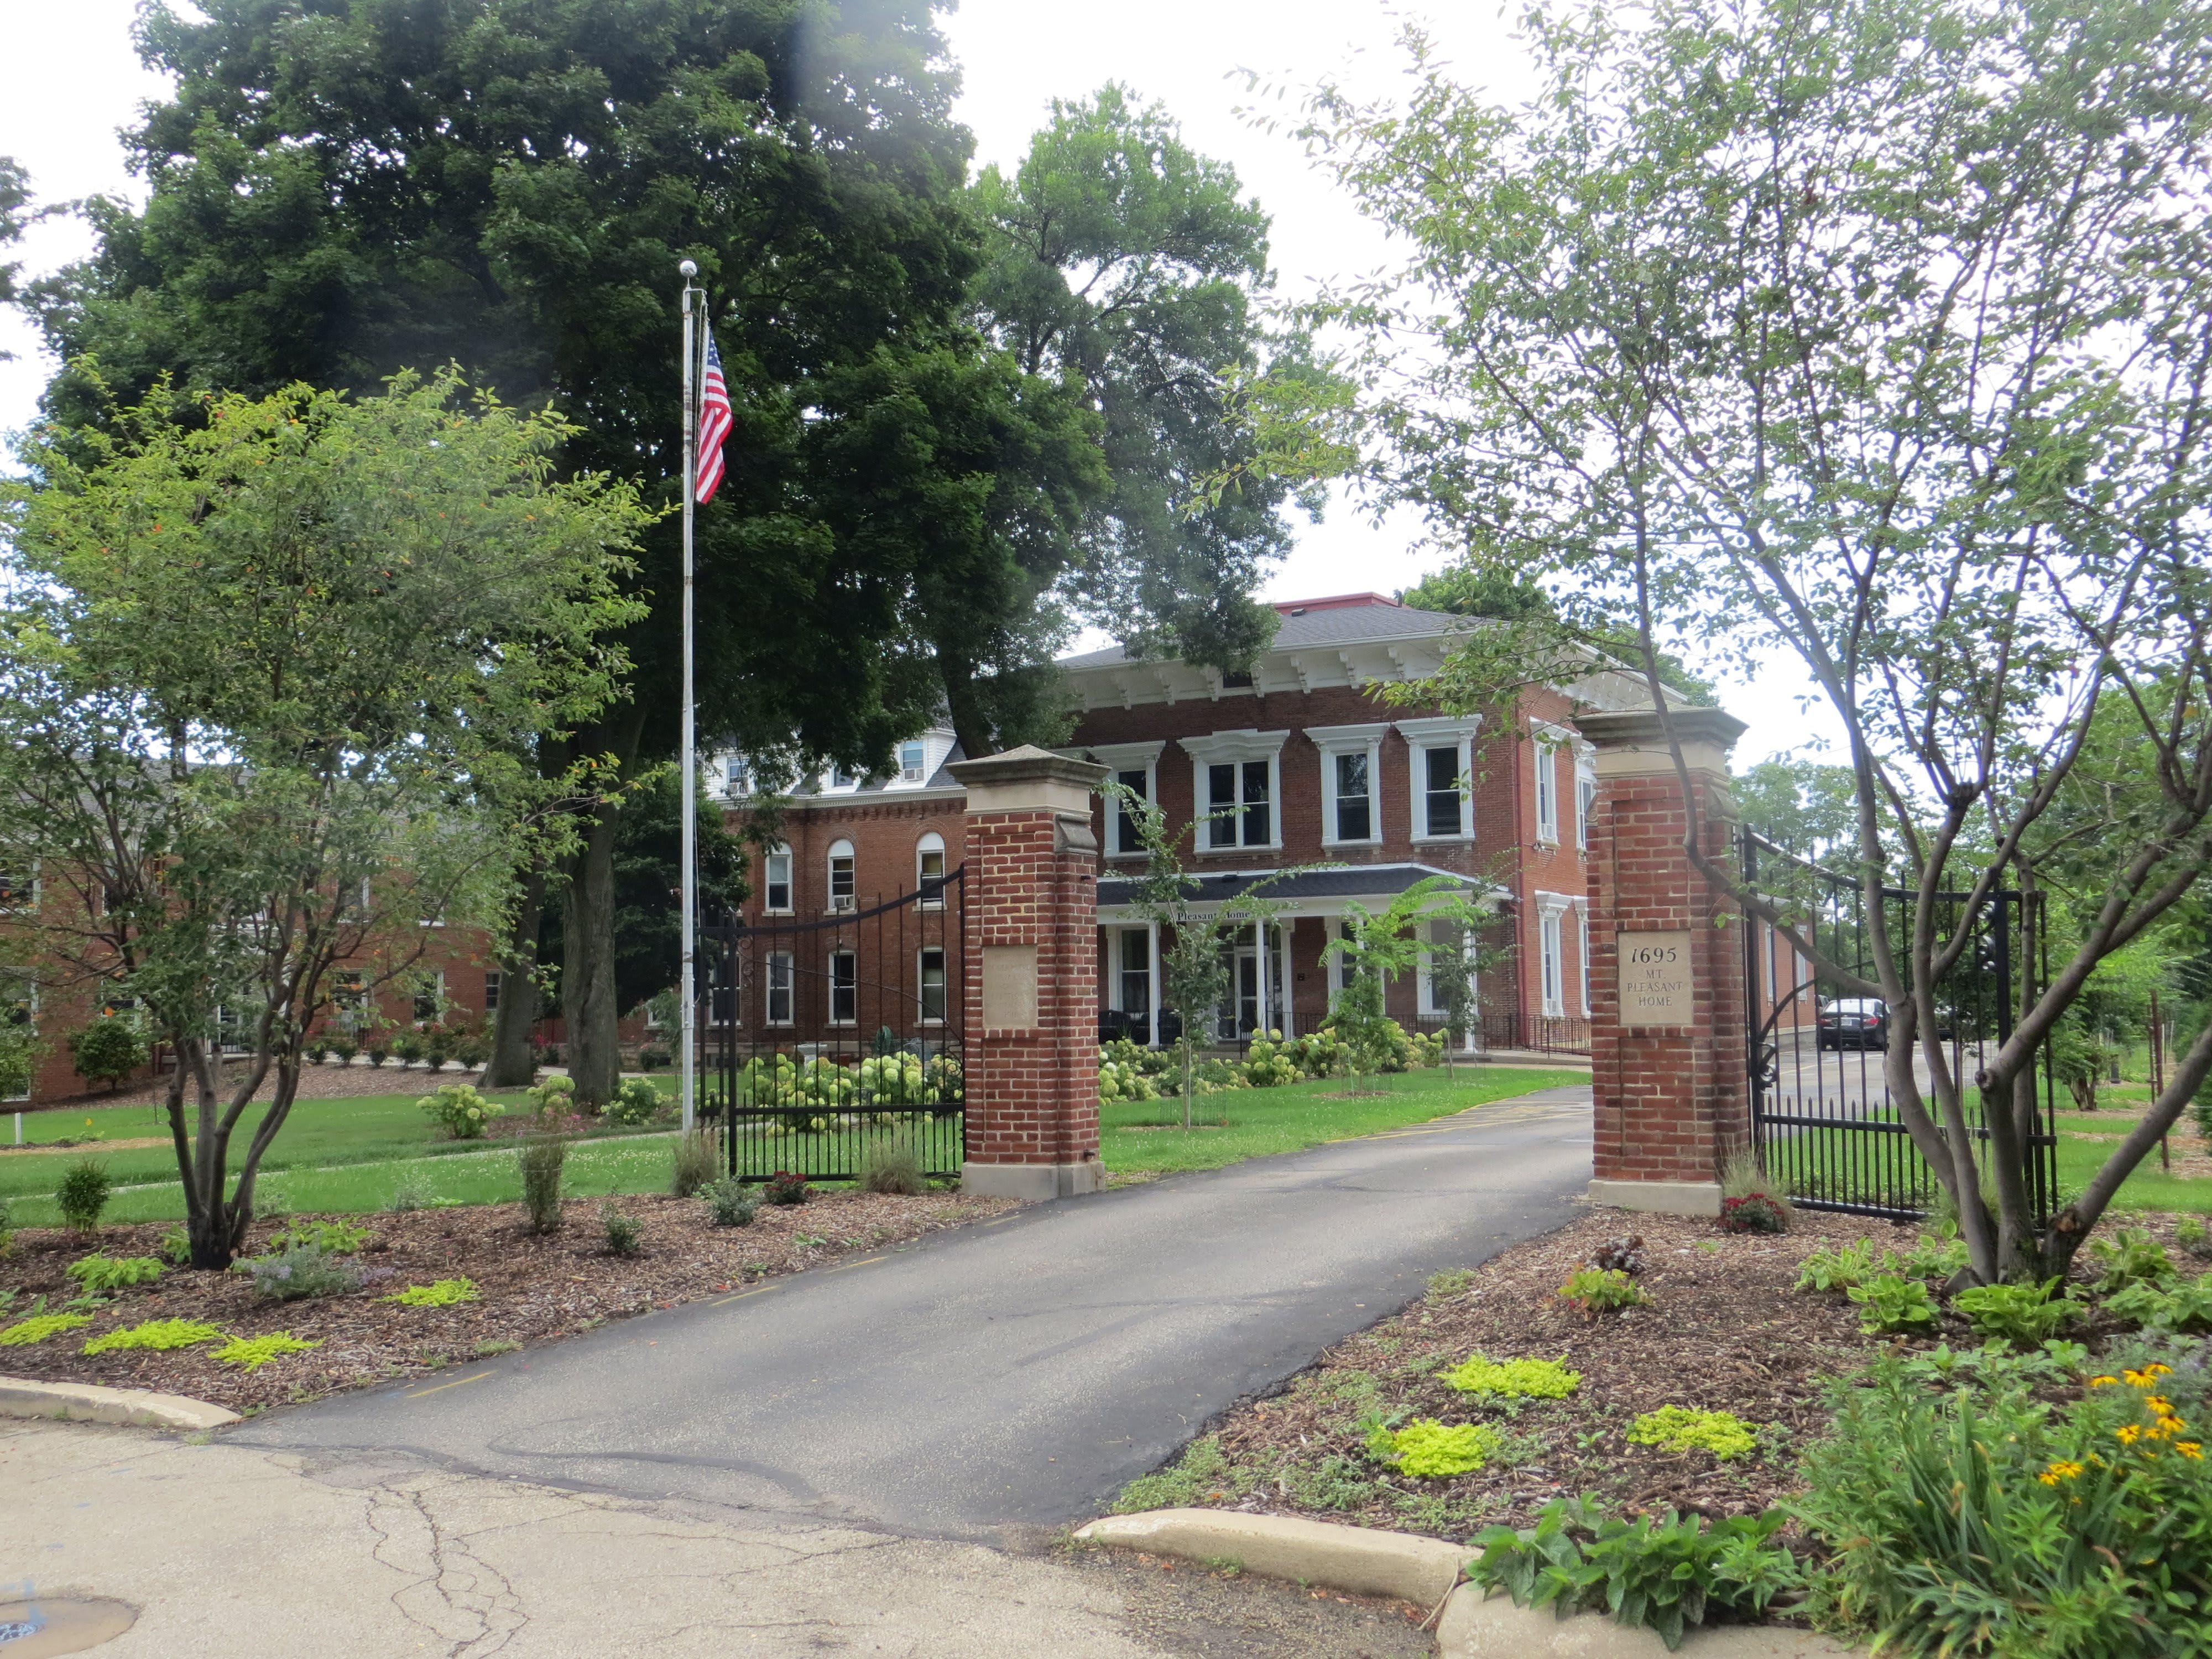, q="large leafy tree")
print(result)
[0,371,645,1265]
[972,85,1306,687]
[1278,0,2212,1279]
[31,0,994,1104]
